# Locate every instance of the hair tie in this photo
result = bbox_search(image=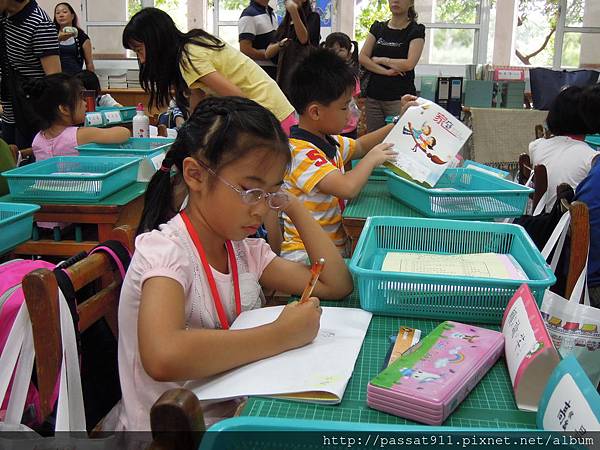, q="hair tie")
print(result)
[160,159,173,172]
